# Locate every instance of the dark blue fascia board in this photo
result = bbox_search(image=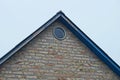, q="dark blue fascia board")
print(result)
[58,14,120,76]
[0,12,61,65]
